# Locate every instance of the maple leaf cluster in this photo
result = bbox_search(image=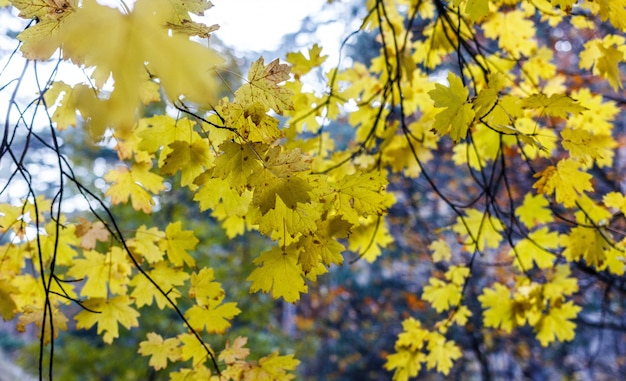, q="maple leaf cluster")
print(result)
[1,0,626,379]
